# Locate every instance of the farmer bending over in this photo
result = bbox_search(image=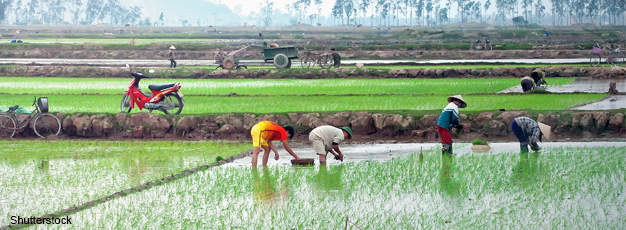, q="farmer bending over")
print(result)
[436,95,467,155]
[510,117,551,153]
[521,76,535,92]
[251,121,300,166]
[309,126,352,164]
[531,69,547,87]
